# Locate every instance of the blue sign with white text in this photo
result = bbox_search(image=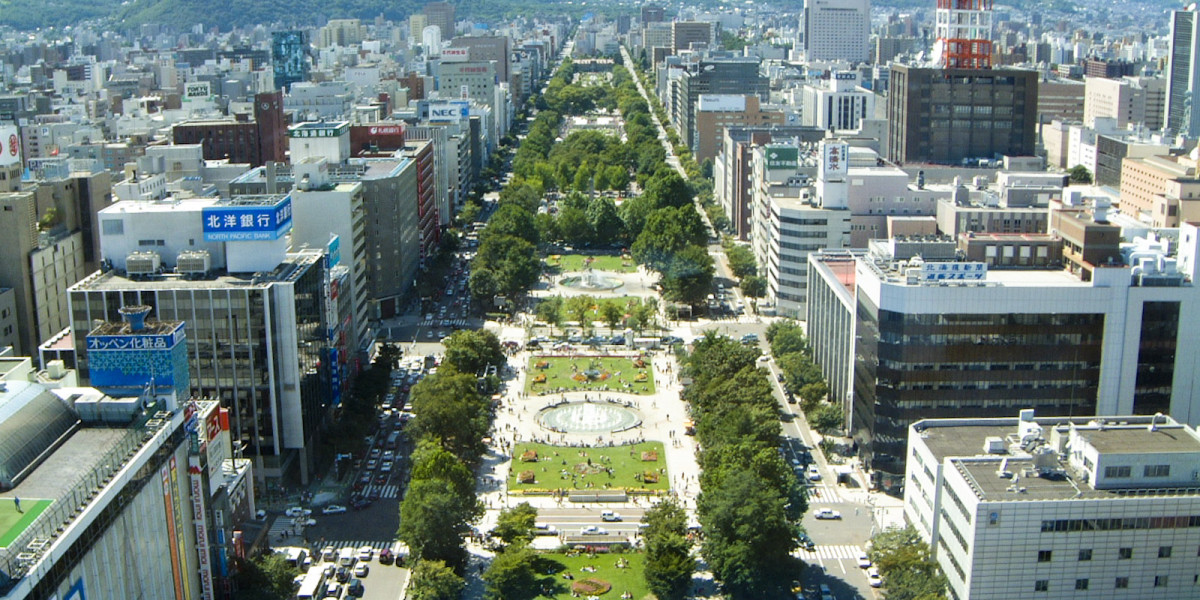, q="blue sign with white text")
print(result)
[202,197,293,242]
